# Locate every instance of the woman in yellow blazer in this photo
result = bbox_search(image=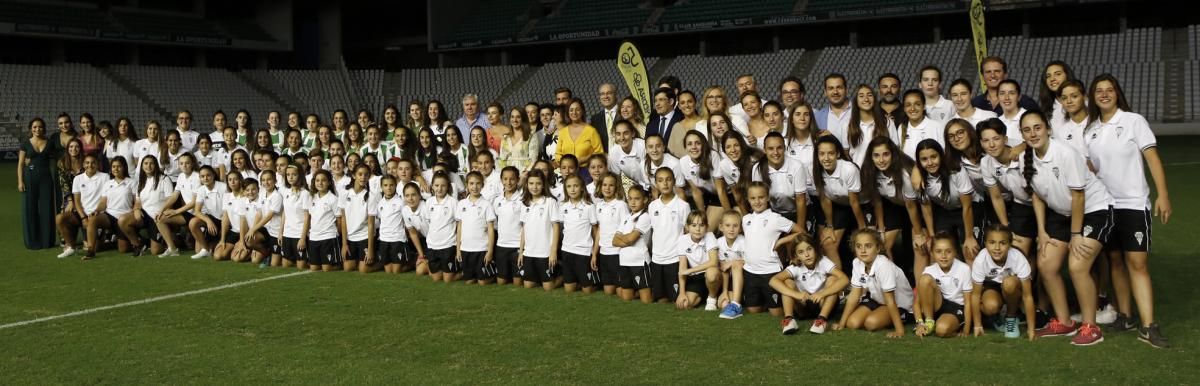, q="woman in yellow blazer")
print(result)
[554,98,605,163]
